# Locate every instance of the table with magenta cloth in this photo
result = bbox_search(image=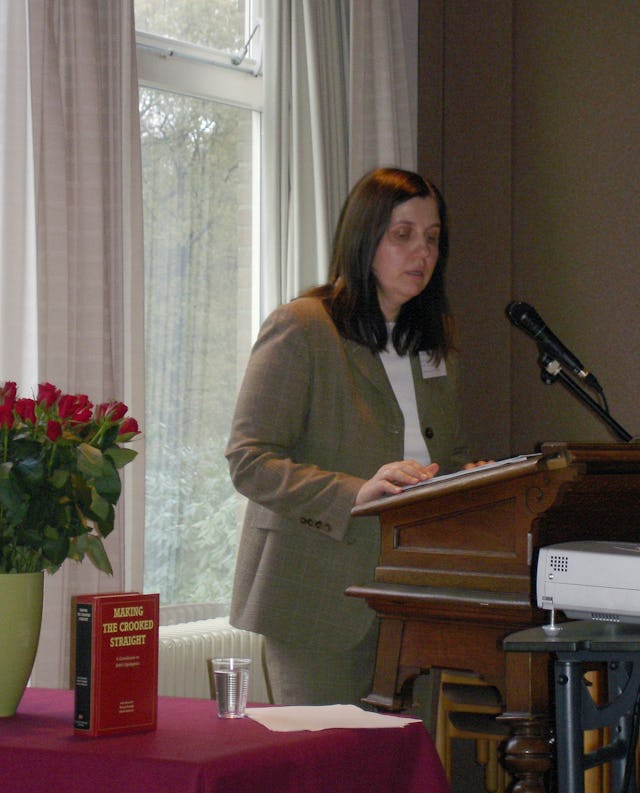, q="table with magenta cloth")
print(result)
[0,689,450,793]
